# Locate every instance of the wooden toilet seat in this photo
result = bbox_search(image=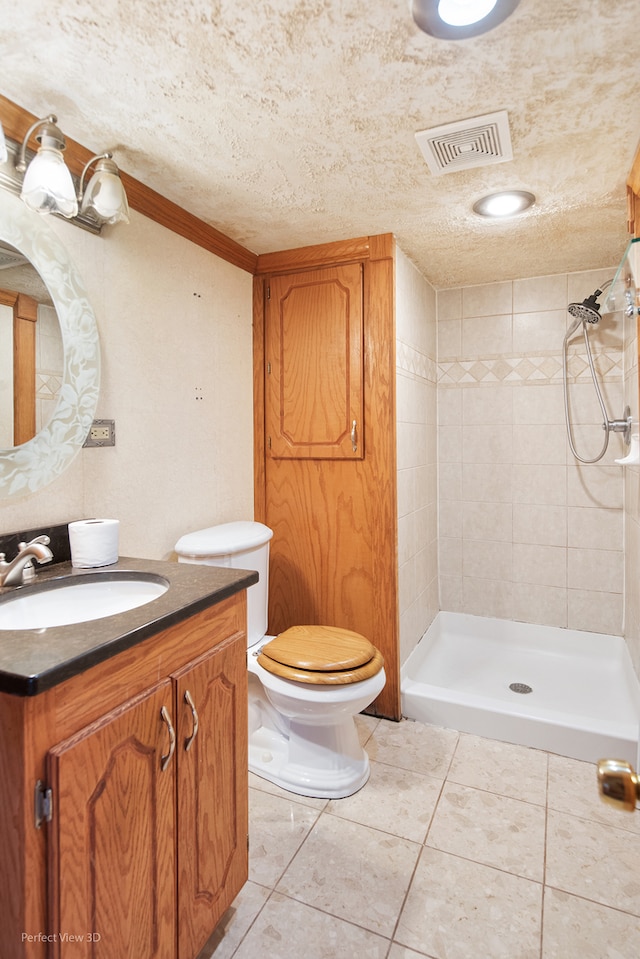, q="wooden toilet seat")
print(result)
[257,625,384,685]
